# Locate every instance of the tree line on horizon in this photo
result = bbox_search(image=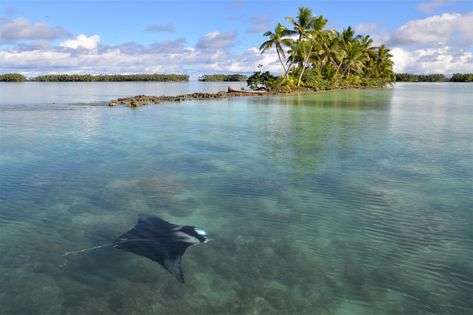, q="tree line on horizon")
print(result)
[396,73,473,82]
[0,73,248,82]
[198,74,248,82]
[0,73,189,82]
[2,71,472,83]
